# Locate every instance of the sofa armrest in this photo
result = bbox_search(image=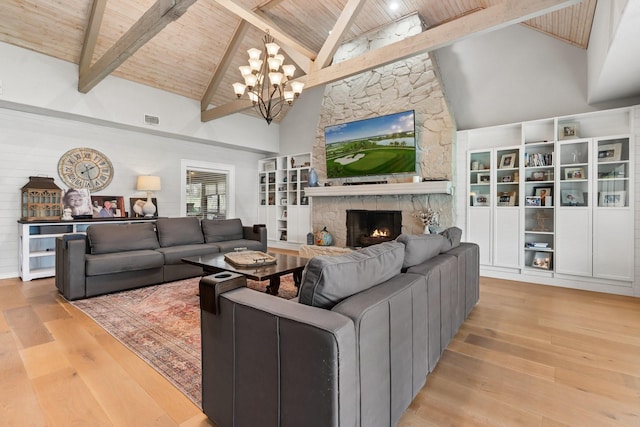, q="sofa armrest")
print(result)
[200,283,357,427]
[242,224,267,252]
[55,235,87,300]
